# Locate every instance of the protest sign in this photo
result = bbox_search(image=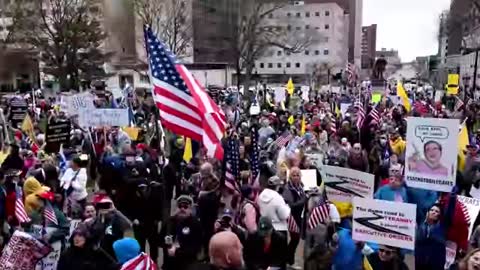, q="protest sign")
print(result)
[46,120,71,144]
[340,103,351,117]
[304,152,323,171]
[274,87,285,104]
[352,197,417,250]
[405,117,458,192]
[61,92,95,116]
[0,230,51,270]
[69,219,82,238]
[322,165,374,203]
[9,97,28,127]
[79,109,129,127]
[445,241,457,269]
[457,196,480,238]
[301,169,317,190]
[35,241,61,270]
